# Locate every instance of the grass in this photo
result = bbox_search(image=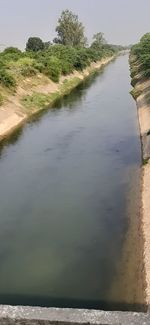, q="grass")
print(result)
[130,87,142,100]
[21,77,82,111]
[60,77,81,95]
[143,158,149,165]
[21,92,59,110]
